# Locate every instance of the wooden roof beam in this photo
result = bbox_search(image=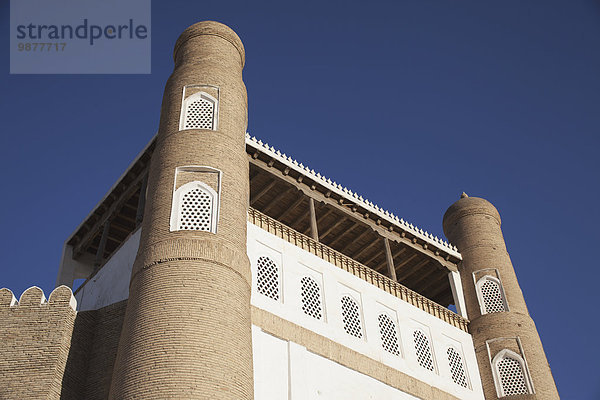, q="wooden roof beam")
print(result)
[339,227,371,254]
[248,159,458,272]
[351,235,382,260]
[397,258,431,282]
[73,169,147,259]
[302,207,334,236]
[250,180,277,206]
[405,265,438,289]
[262,187,293,214]
[361,248,384,267]
[420,273,451,298]
[249,168,260,183]
[319,216,347,240]
[393,253,418,276]
[275,193,304,221]
[374,246,407,271]
[327,221,359,248]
